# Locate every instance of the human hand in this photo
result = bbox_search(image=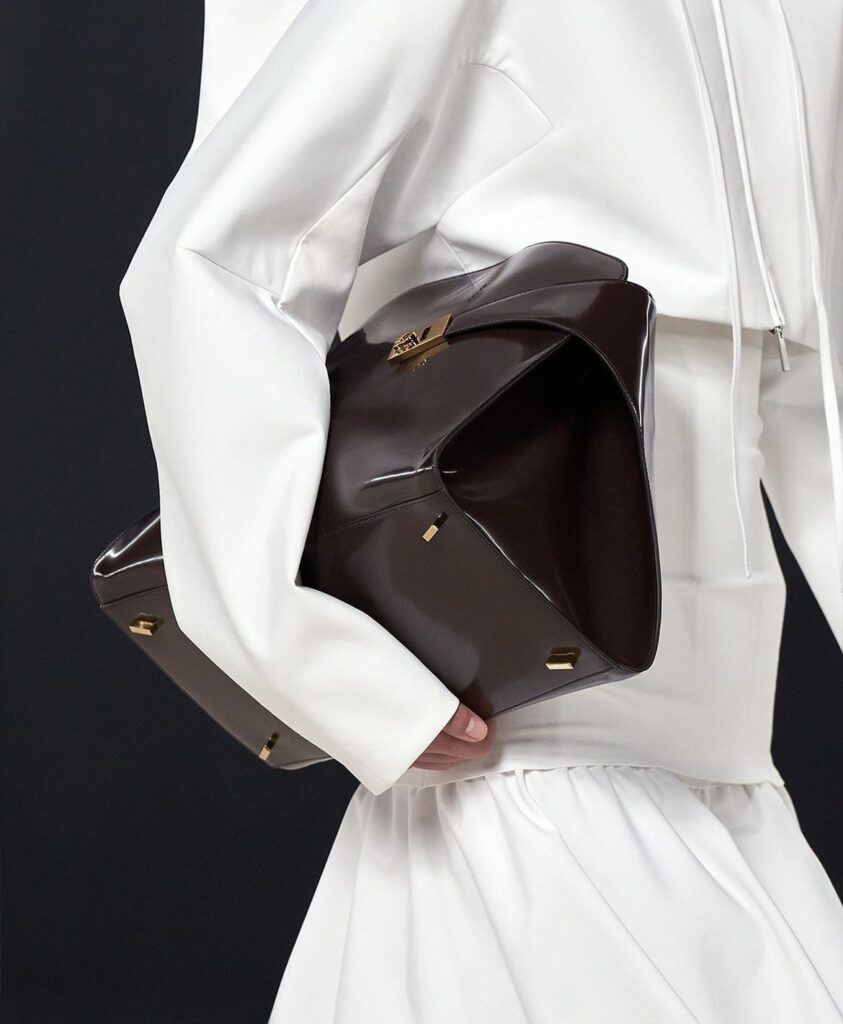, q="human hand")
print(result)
[411,701,496,770]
